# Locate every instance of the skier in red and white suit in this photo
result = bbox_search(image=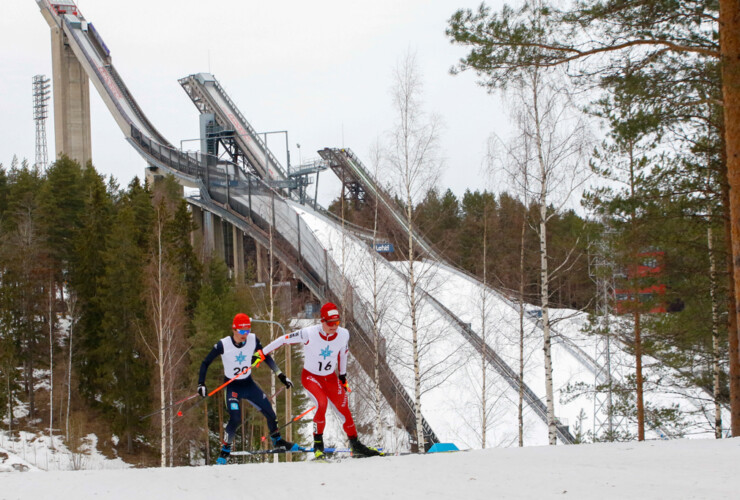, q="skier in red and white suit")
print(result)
[262,302,382,458]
